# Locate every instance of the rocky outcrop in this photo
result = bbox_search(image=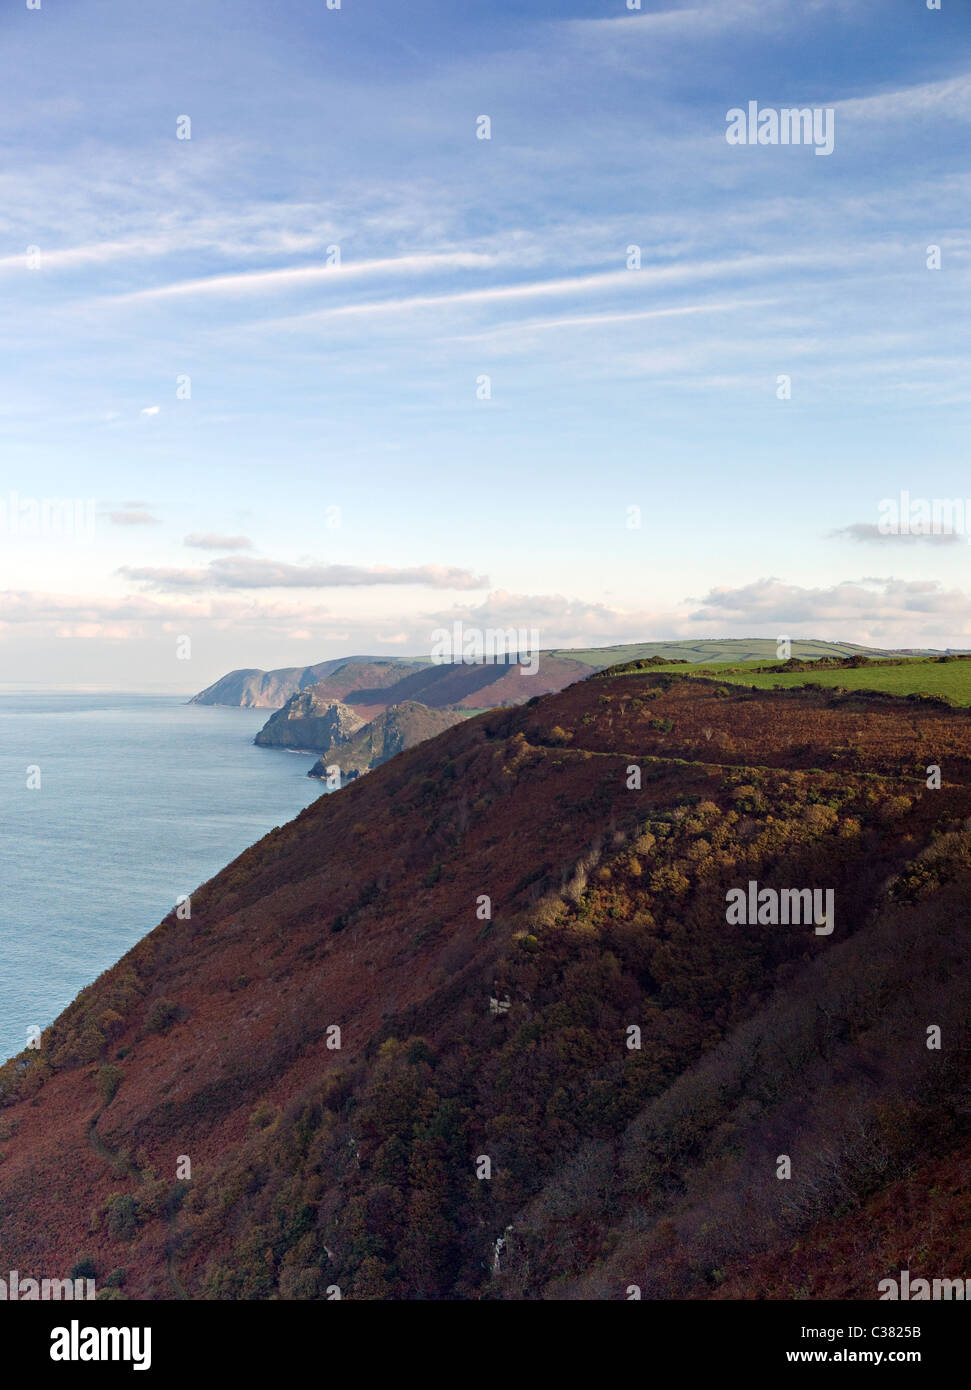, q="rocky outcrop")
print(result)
[308,700,467,778]
[254,693,365,751]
